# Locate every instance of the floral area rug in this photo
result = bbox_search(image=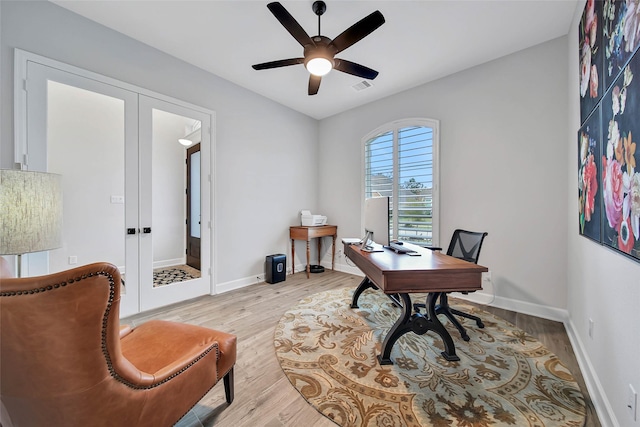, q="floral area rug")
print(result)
[274,287,586,427]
